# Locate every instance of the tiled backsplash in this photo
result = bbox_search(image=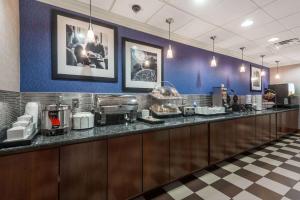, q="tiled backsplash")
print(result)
[0,91,21,131]
[0,90,213,130]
